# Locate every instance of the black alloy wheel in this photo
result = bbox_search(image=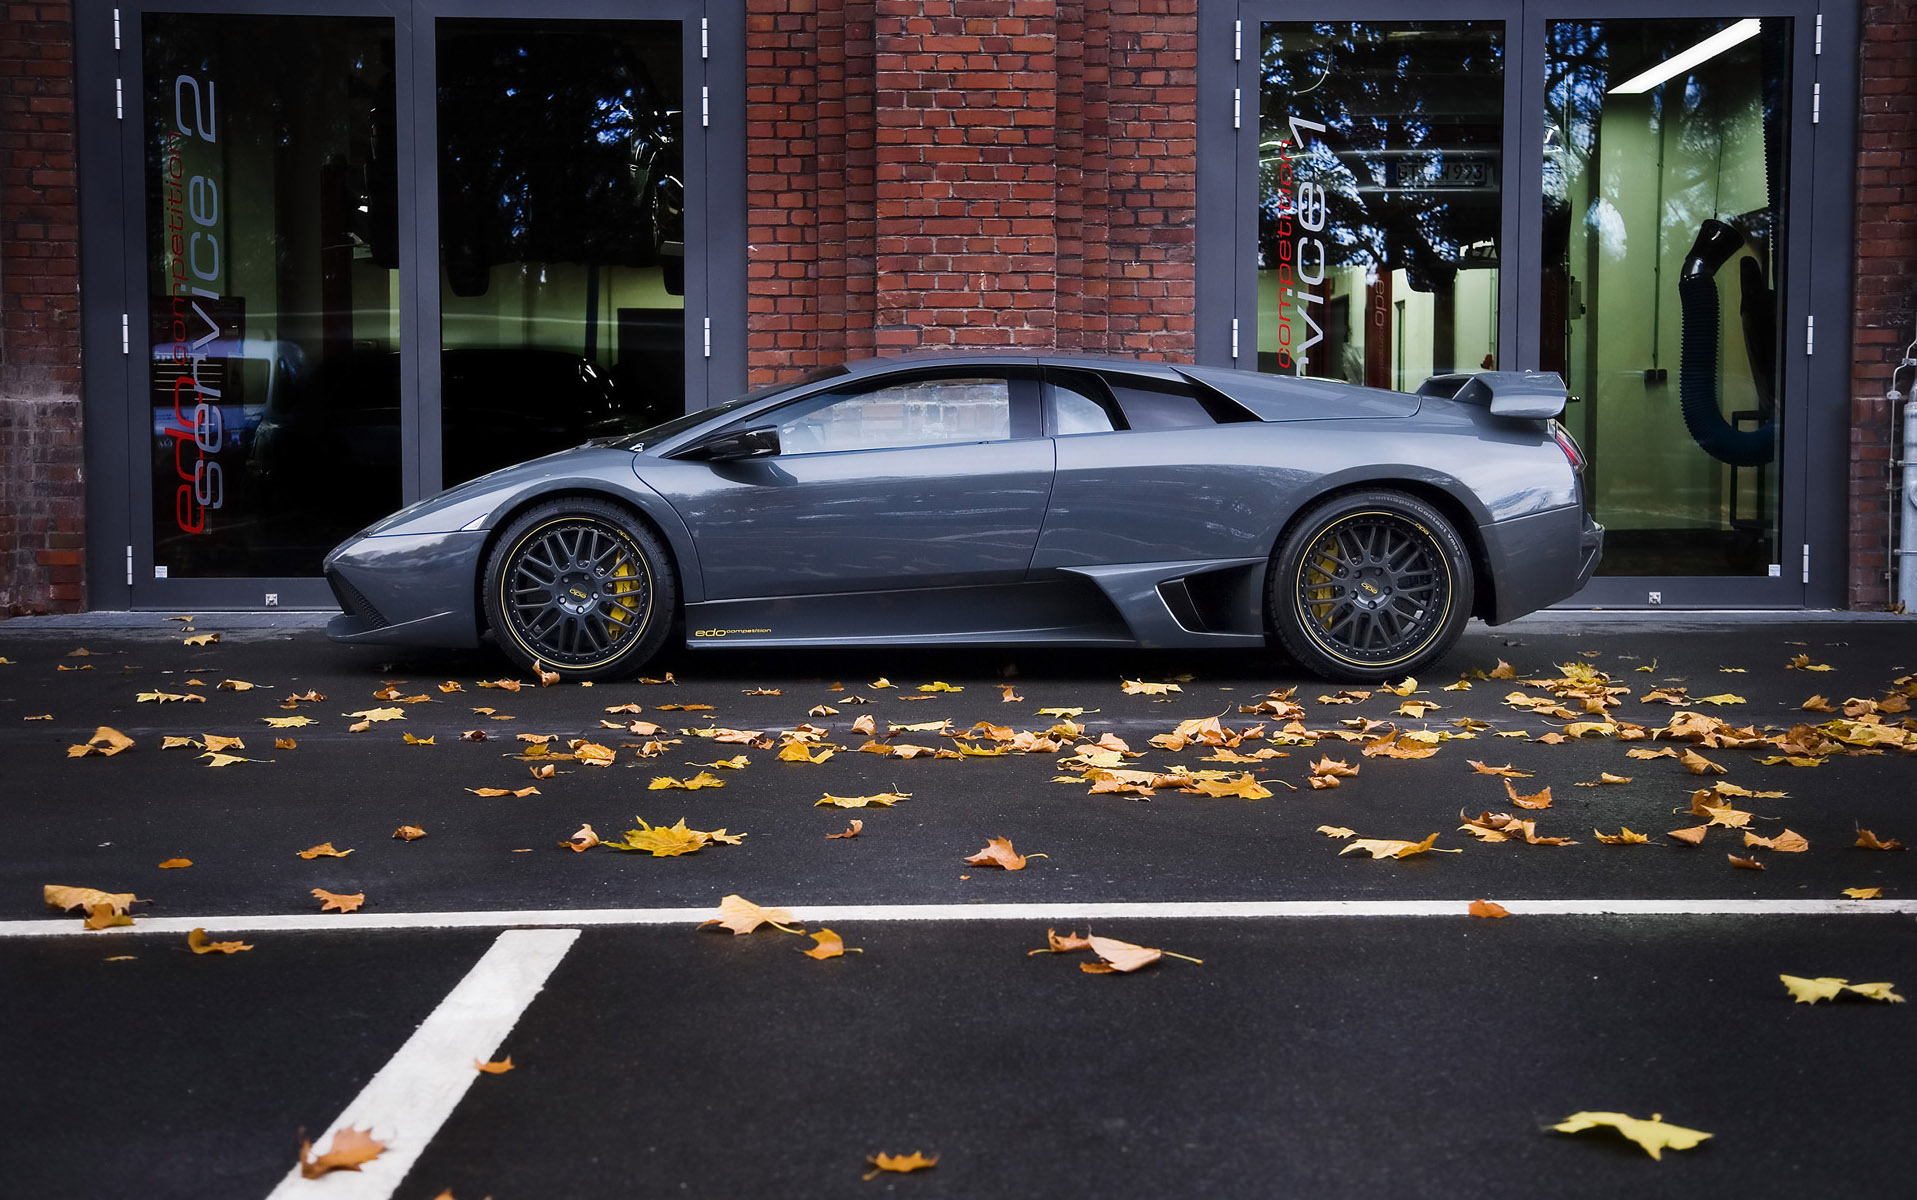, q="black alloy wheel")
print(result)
[1268,490,1474,682]
[483,497,676,681]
